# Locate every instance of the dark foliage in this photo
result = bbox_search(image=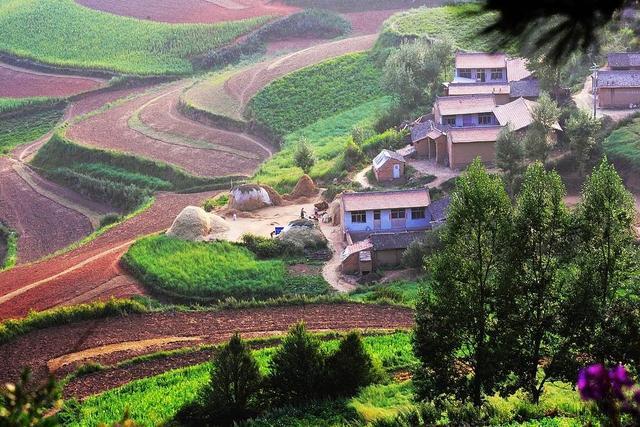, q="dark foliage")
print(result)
[0,369,61,427]
[326,332,378,397]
